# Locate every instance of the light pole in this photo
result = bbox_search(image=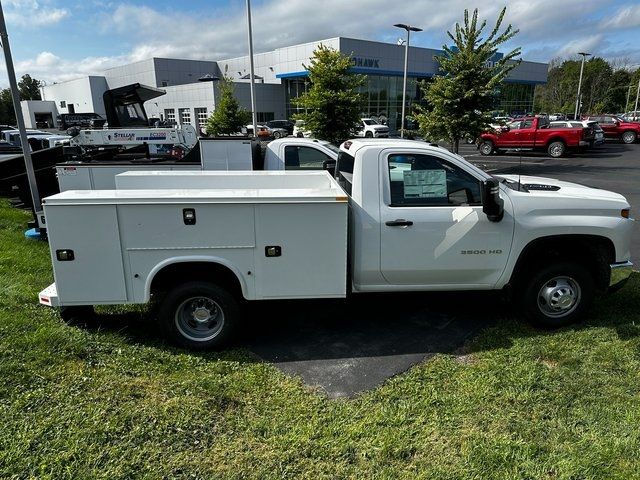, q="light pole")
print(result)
[634,77,640,120]
[574,52,591,120]
[393,23,422,137]
[0,1,43,233]
[626,84,633,113]
[246,0,258,138]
